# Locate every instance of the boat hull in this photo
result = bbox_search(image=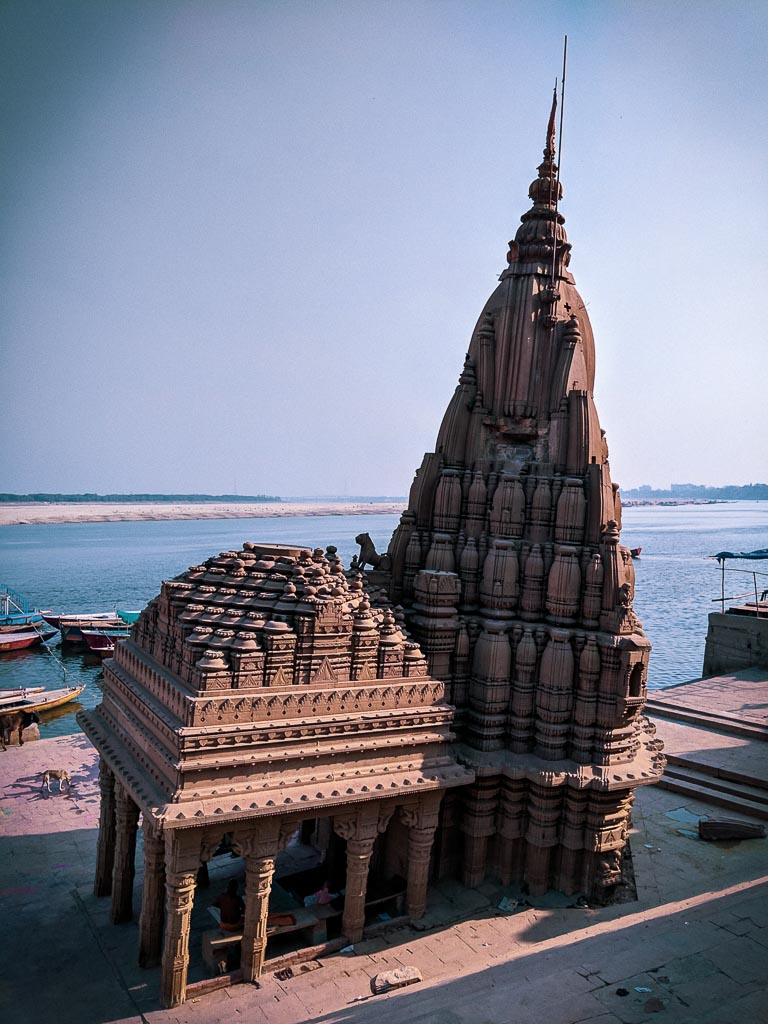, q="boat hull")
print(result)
[0,628,56,652]
[60,616,125,645]
[0,684,86,714]
[82,628,129,655]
